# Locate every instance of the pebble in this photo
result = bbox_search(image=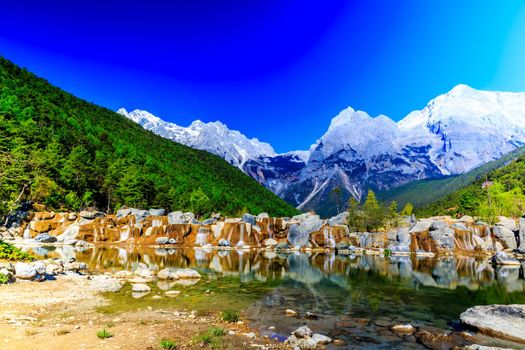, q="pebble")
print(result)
[391,324,415,334]
[333,339,346,346]
[285,309,297,316]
